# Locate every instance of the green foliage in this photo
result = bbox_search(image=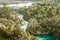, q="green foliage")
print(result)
[0,5,38,40]
[19,2,60,38]
[0,18,15,35]
[19,2,58,20]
